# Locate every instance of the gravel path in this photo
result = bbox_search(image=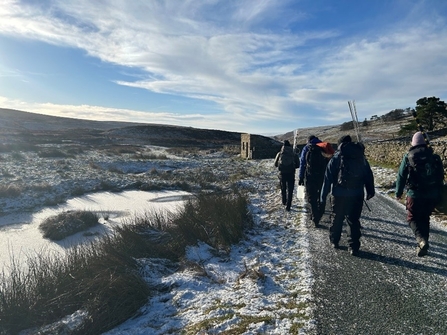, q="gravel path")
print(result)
[308,193,447,334]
